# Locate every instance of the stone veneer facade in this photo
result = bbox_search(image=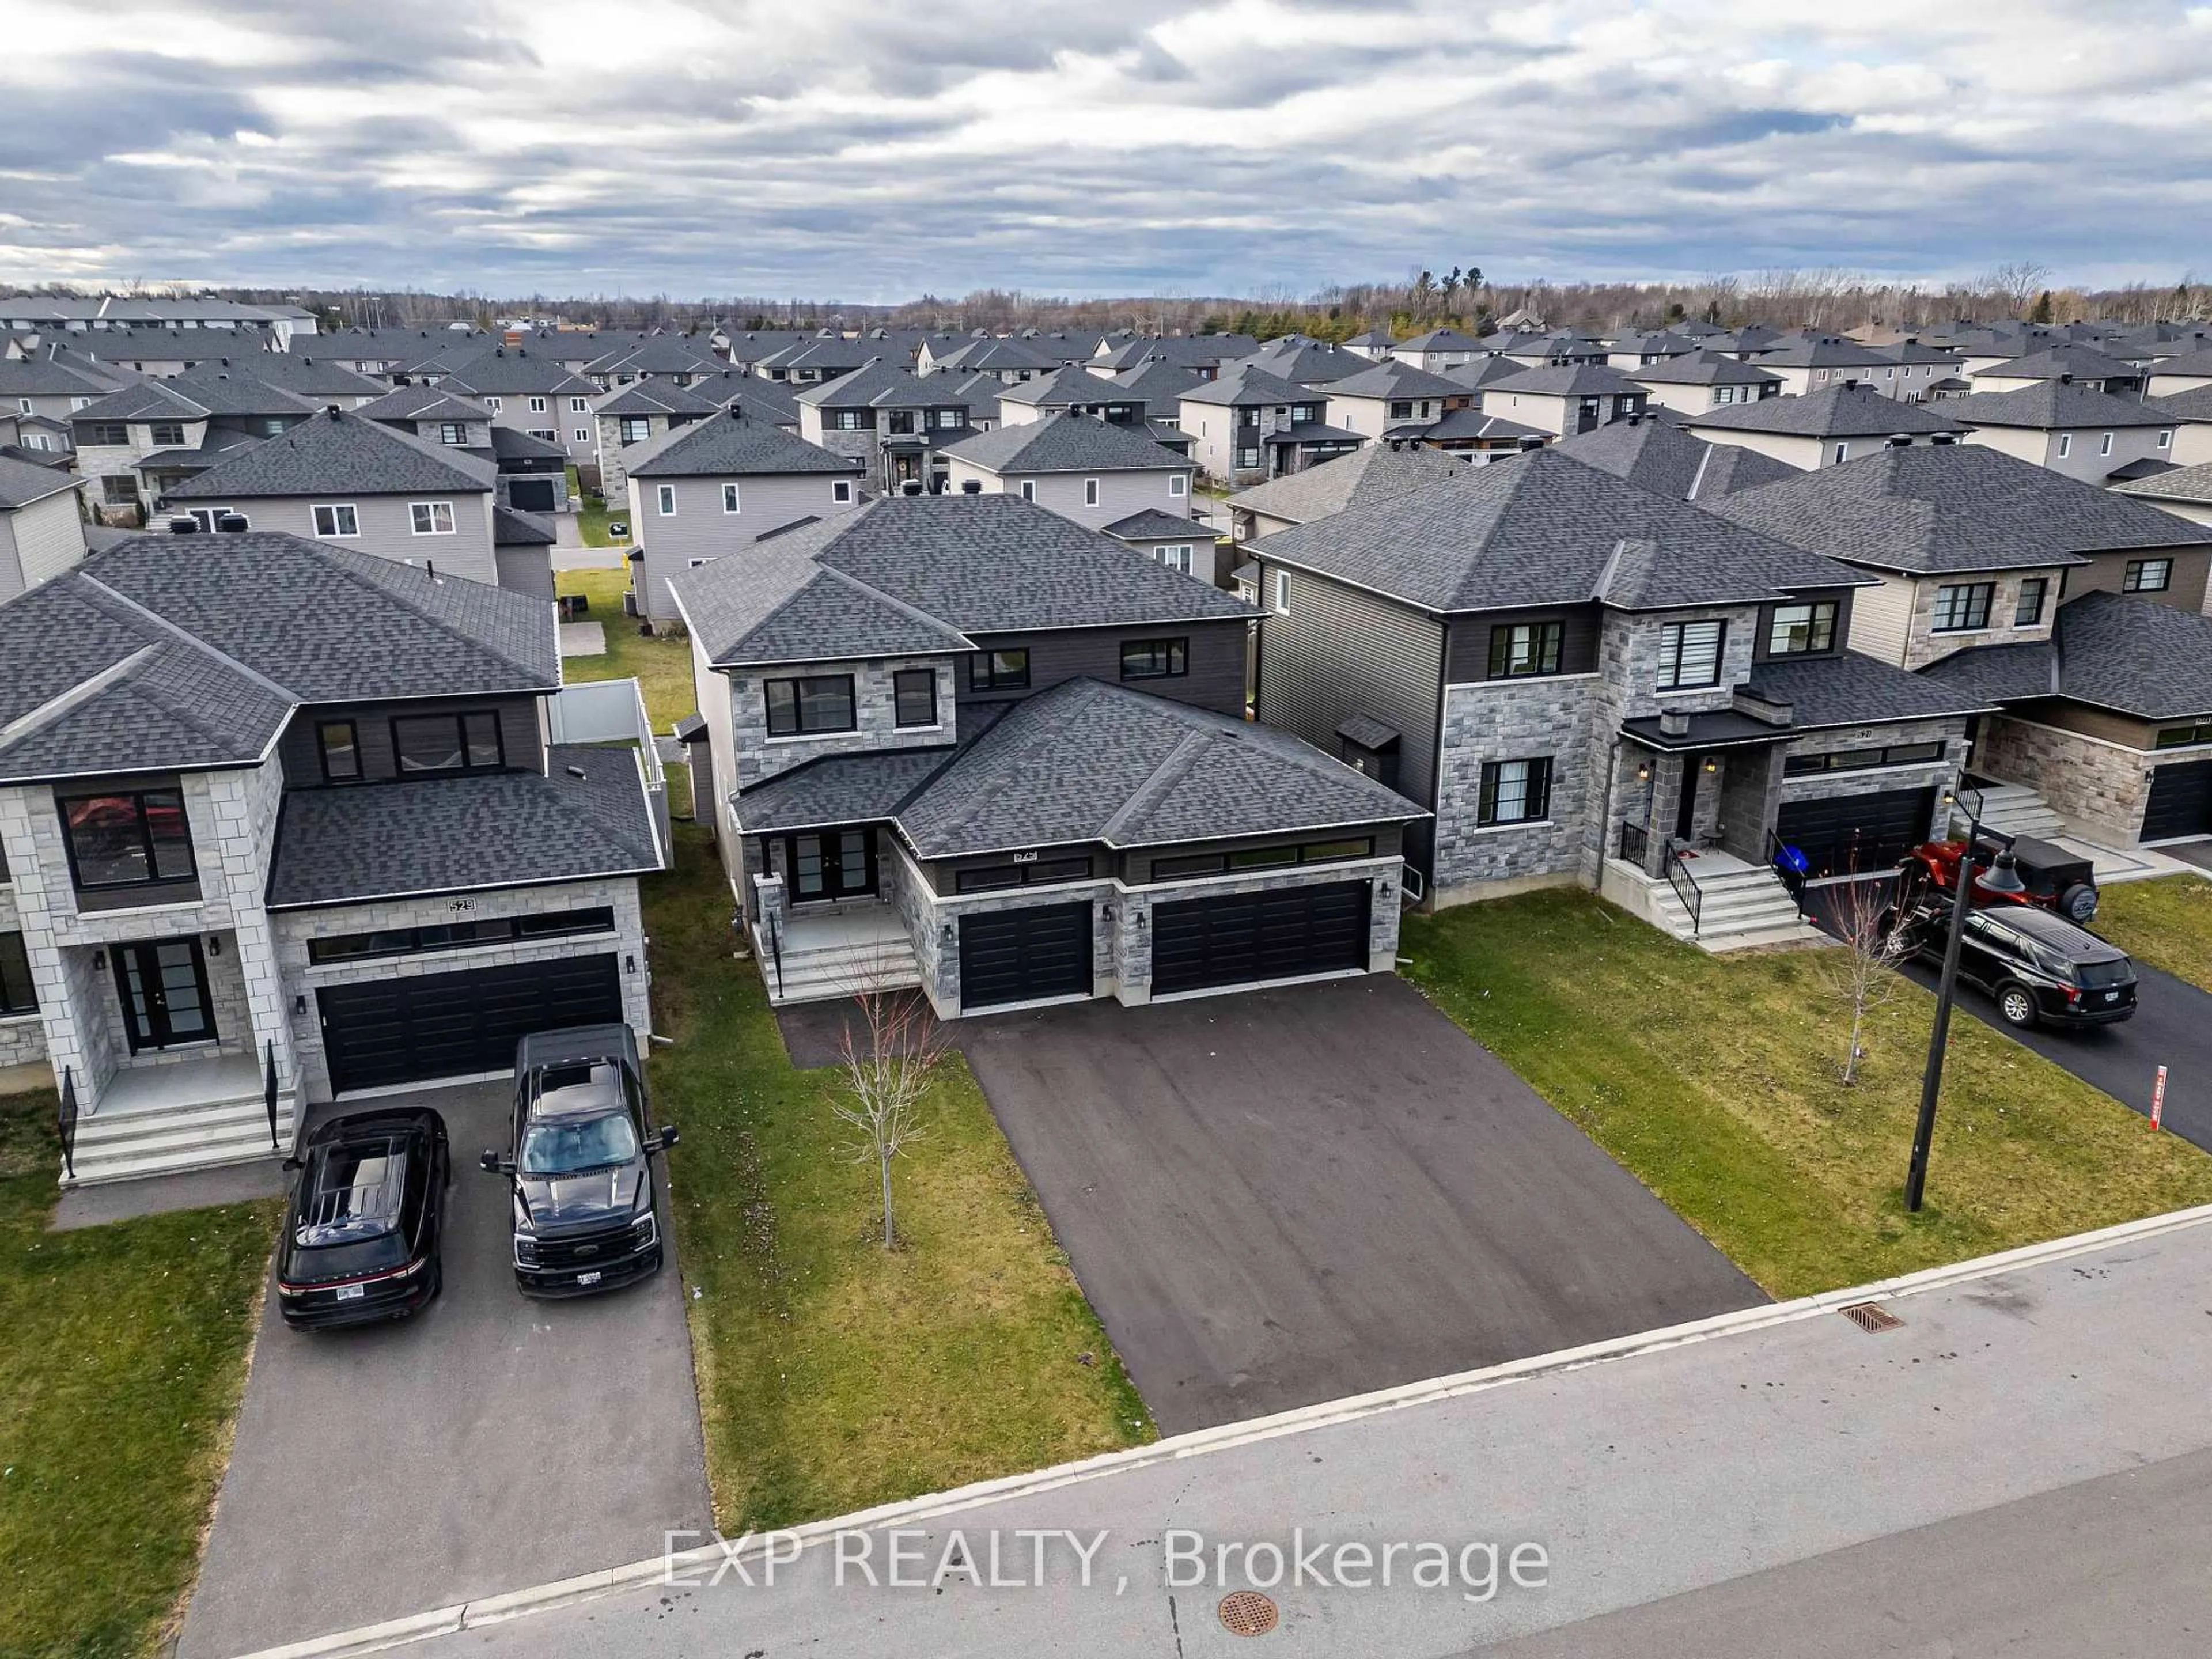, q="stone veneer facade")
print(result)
[1975,716,2157,844]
